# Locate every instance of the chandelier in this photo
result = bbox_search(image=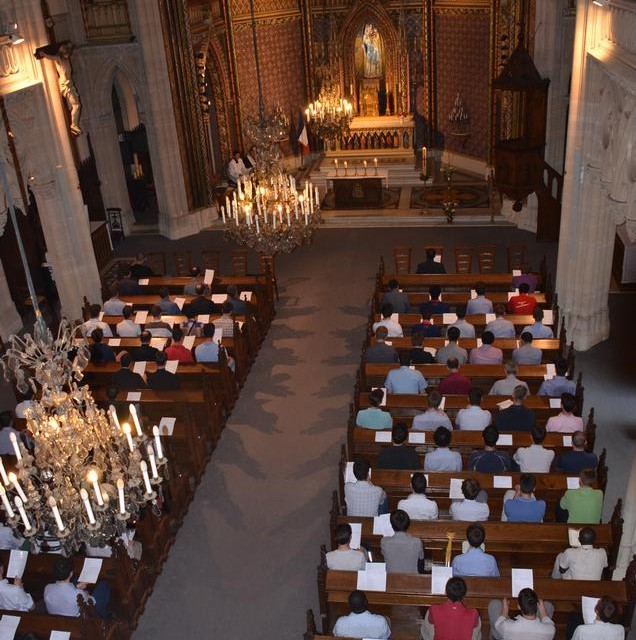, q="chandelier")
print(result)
[0,320,167,554]
[305,84,353,139]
